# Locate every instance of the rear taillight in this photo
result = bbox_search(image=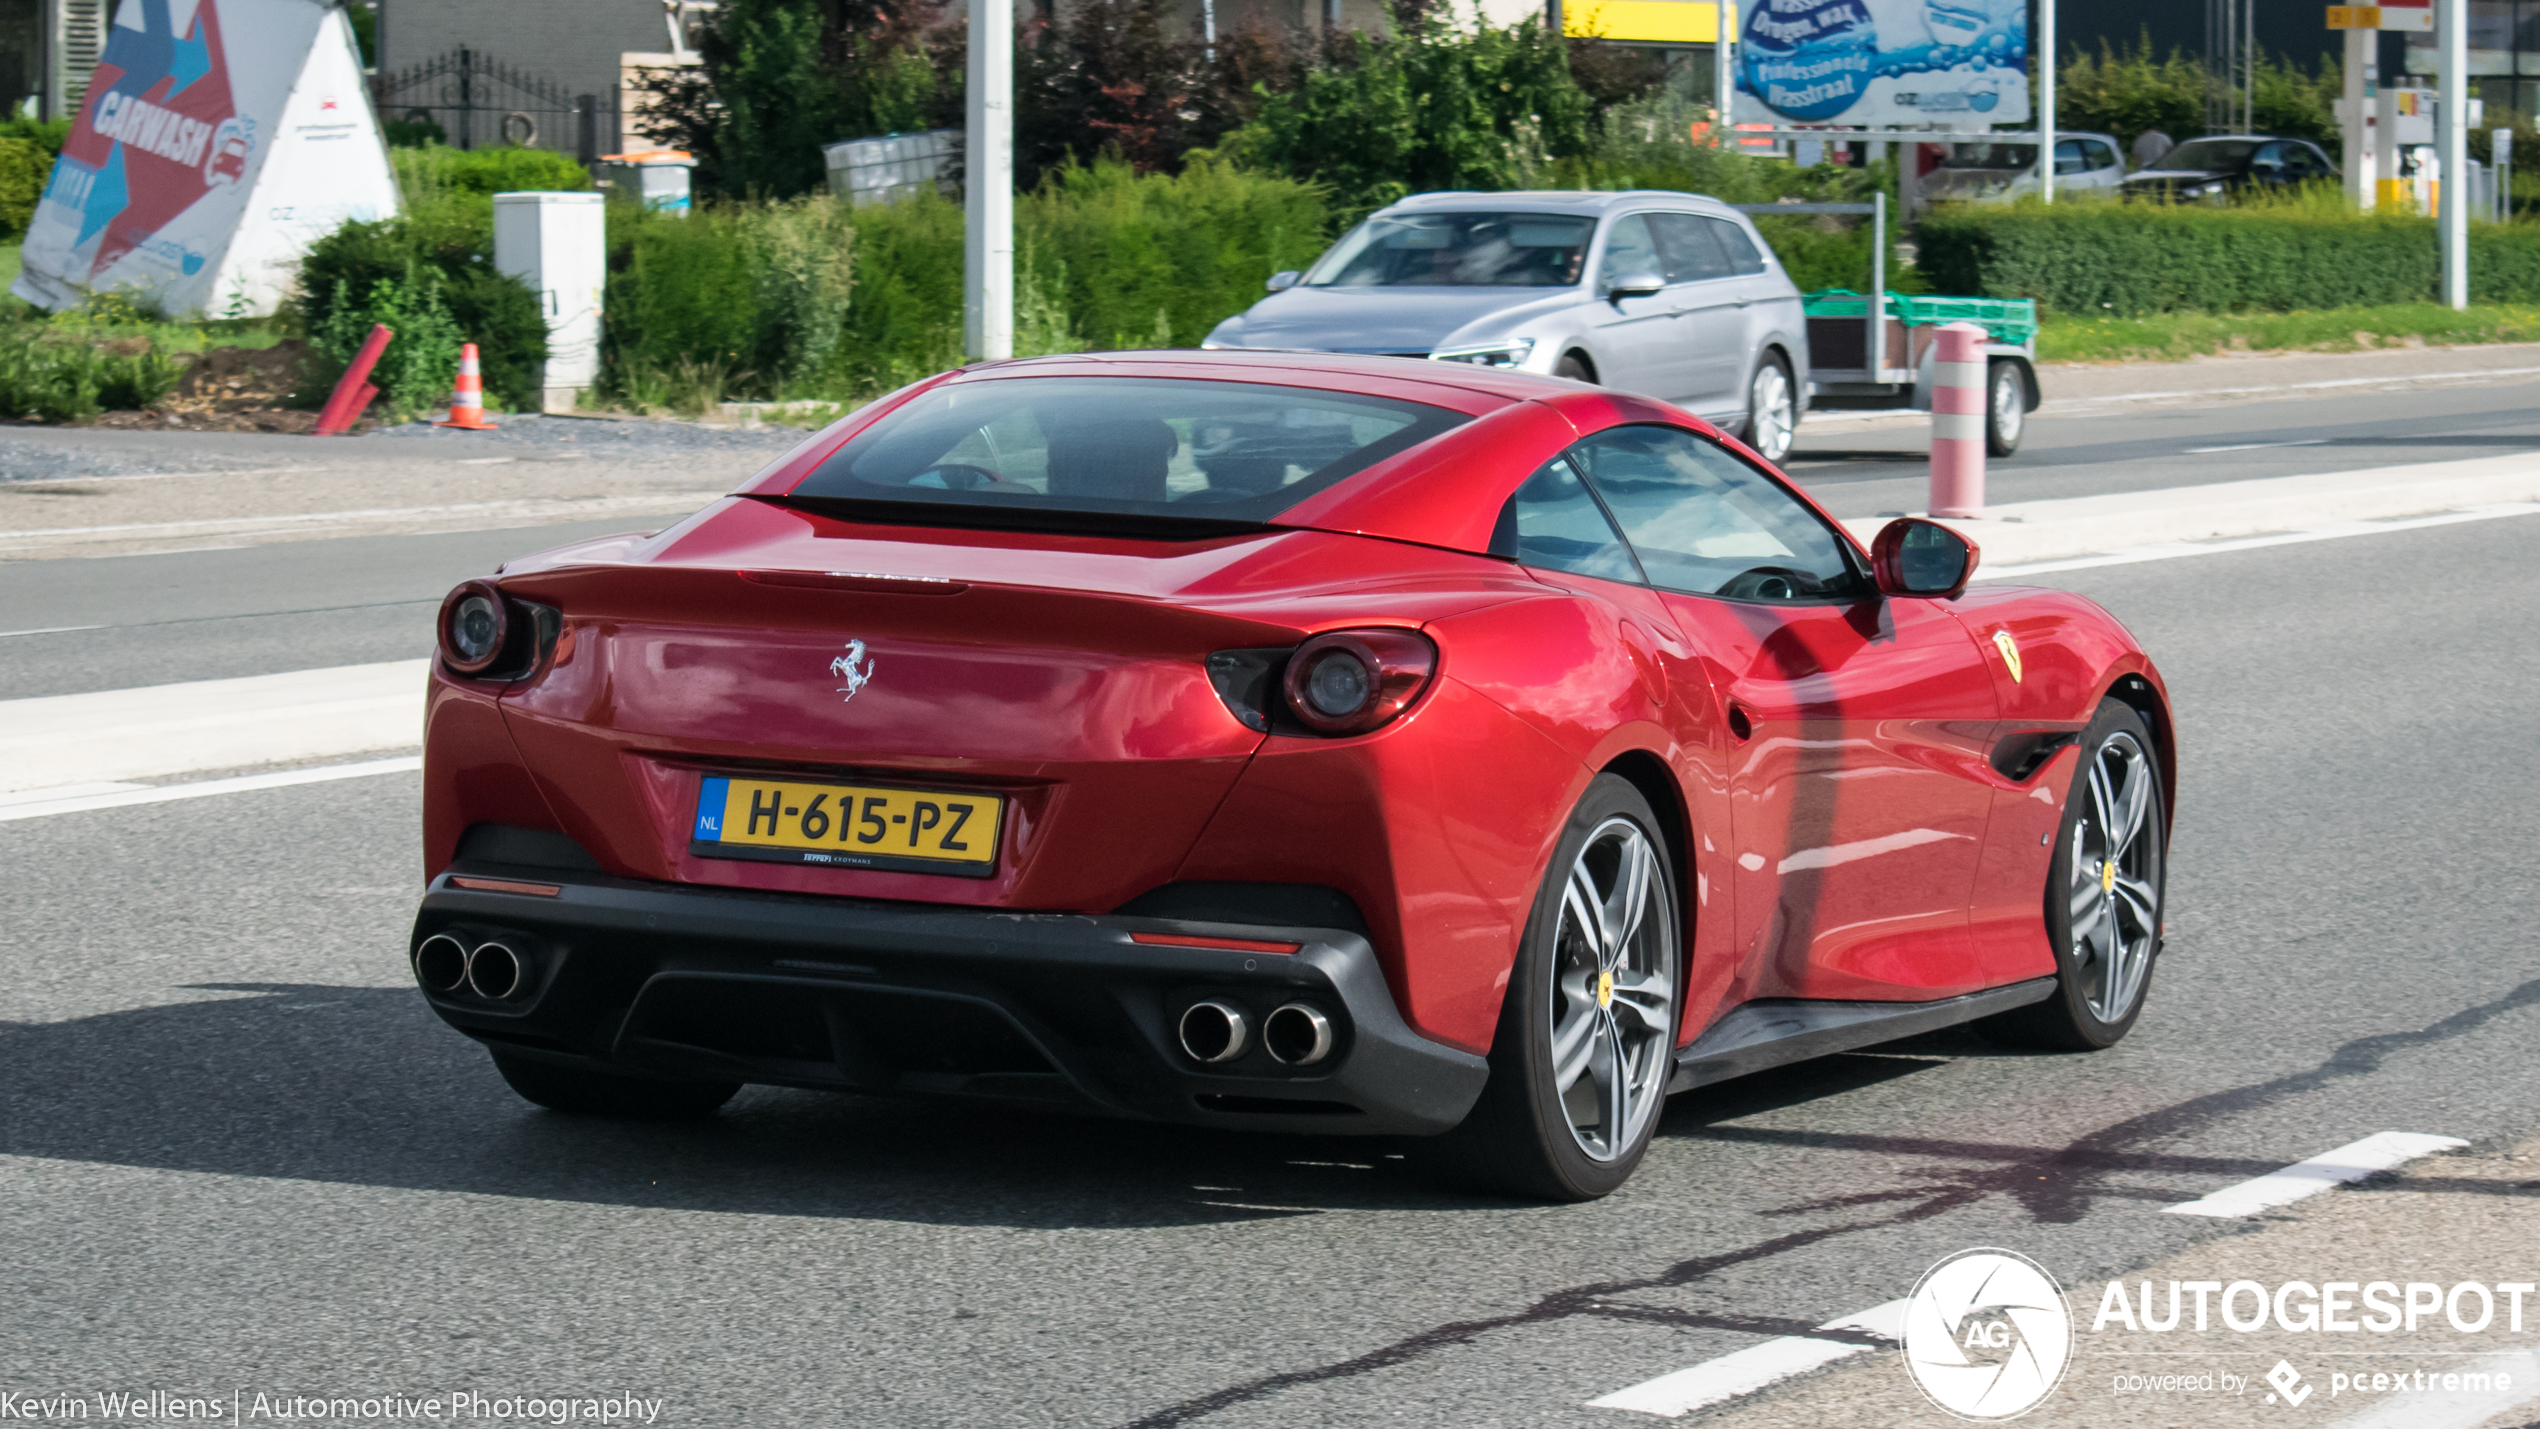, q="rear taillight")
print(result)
[438,581,562,682]
[438,581,507,675]
[1280,629,1437,736]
